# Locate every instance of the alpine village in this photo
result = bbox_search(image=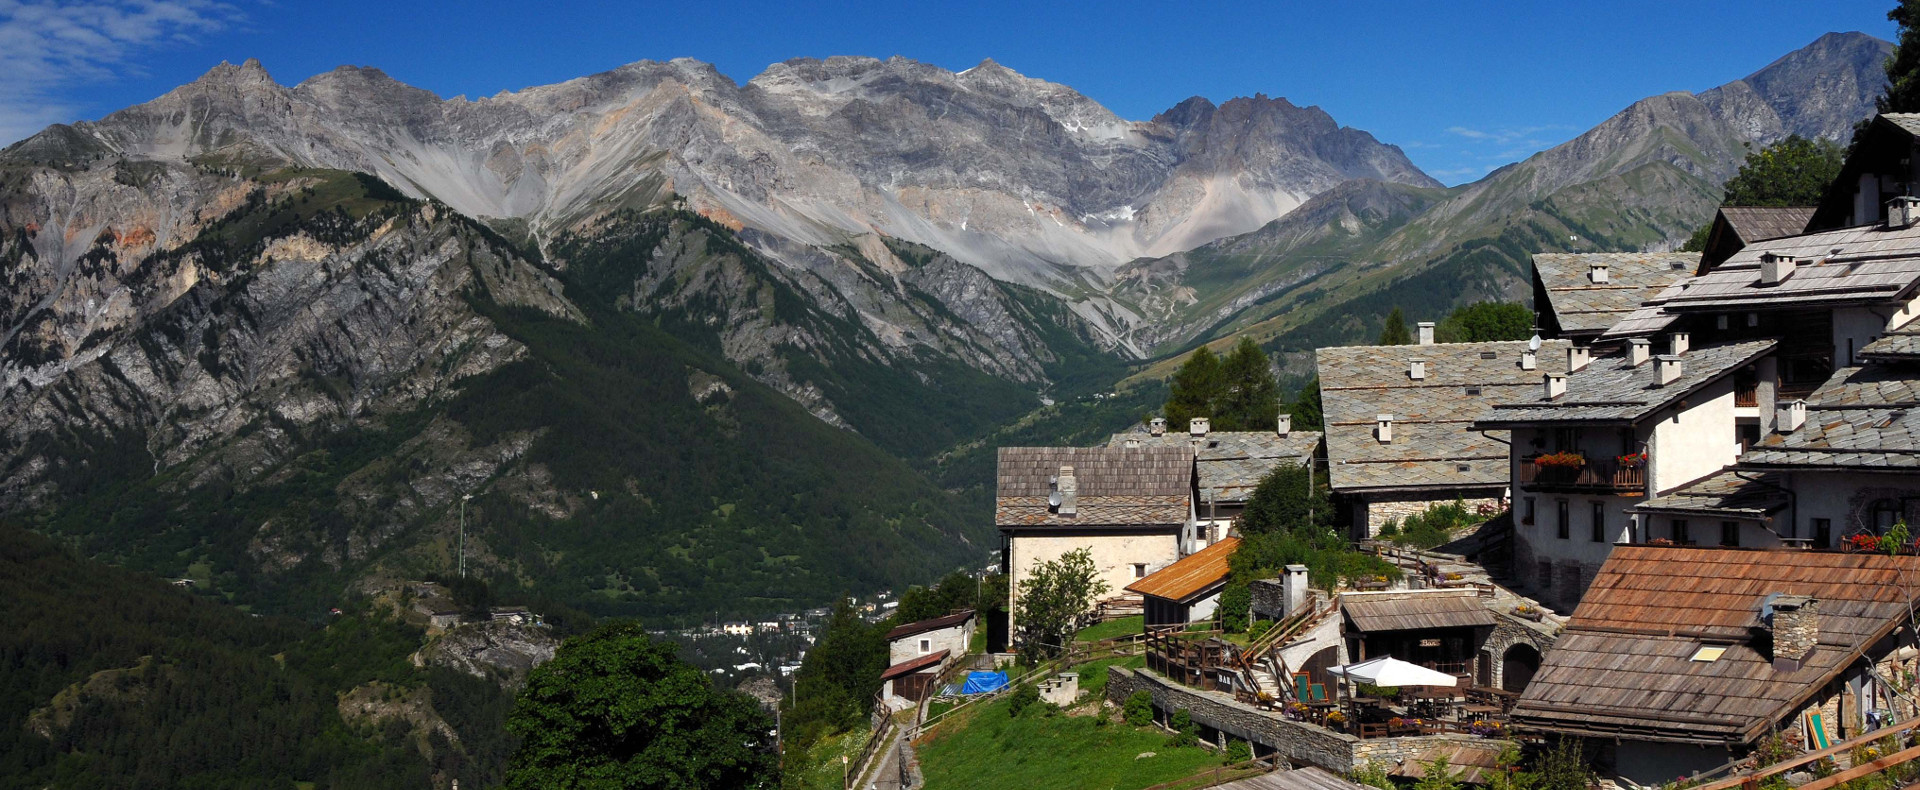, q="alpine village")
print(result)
[26,4,1920,790]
